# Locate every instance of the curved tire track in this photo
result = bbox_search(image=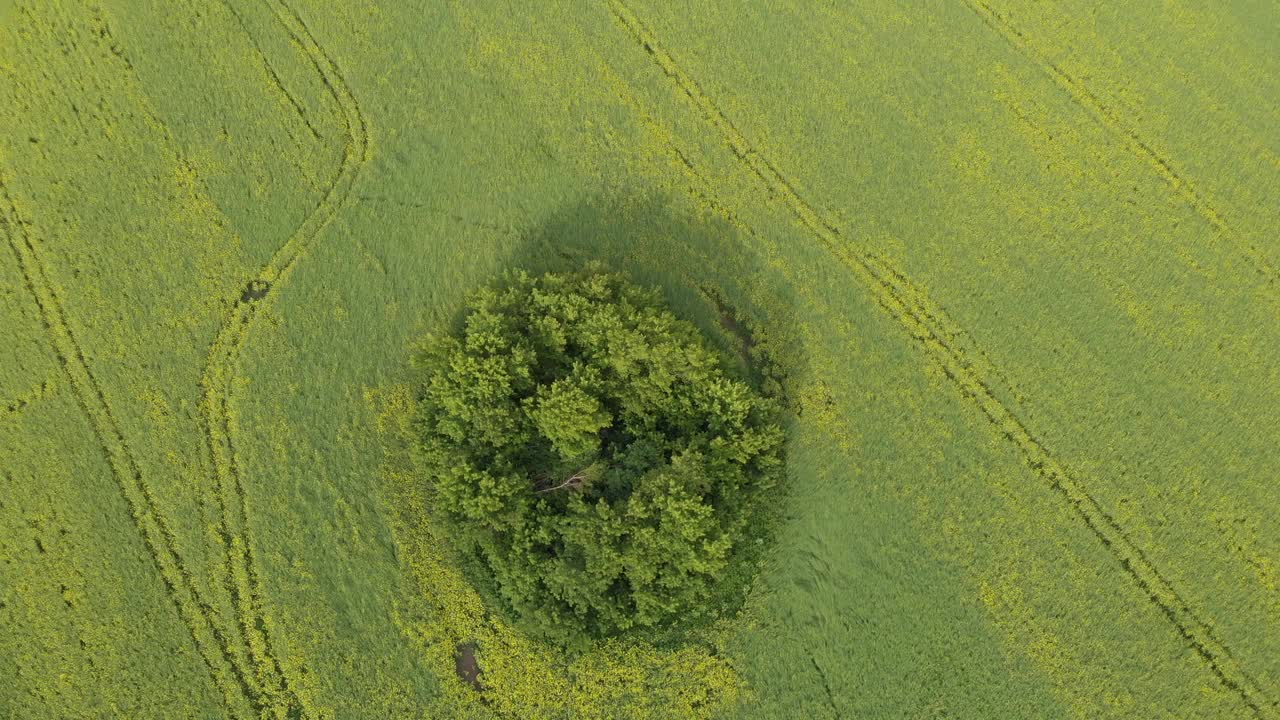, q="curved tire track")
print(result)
[198,0,370,716]
[5,2,366,715]
[603,2,1278,717]
[2,3,318,714]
